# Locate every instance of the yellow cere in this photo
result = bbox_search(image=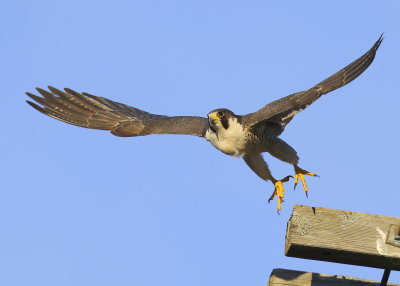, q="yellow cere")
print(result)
[209,113,219,120]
